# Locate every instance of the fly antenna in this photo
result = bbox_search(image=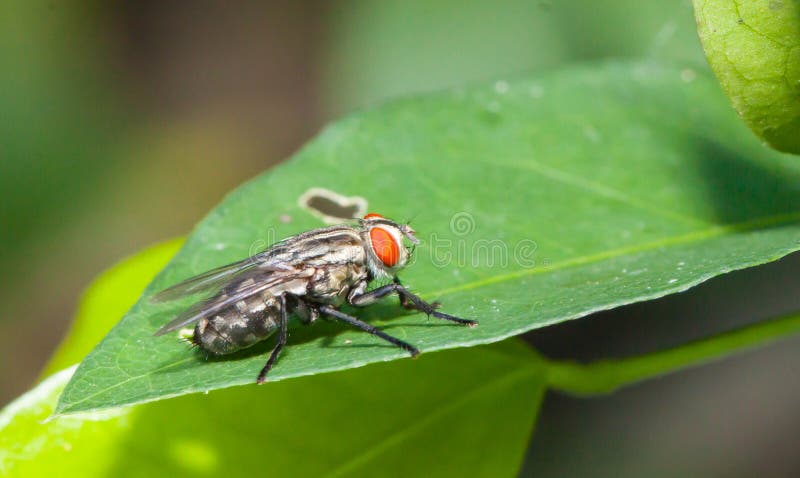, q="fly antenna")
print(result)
[404,211,422,225]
